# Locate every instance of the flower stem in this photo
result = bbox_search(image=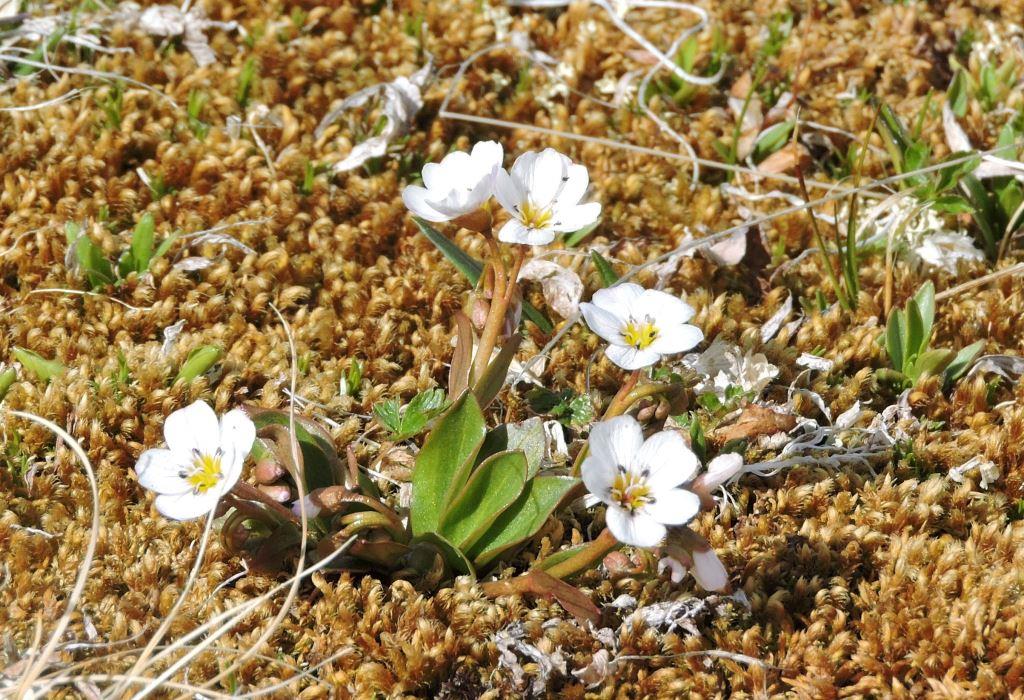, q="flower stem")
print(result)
[539,528,619,580]
[230,481,301,525]
[572,369,648,476]
[473,242,516,381]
